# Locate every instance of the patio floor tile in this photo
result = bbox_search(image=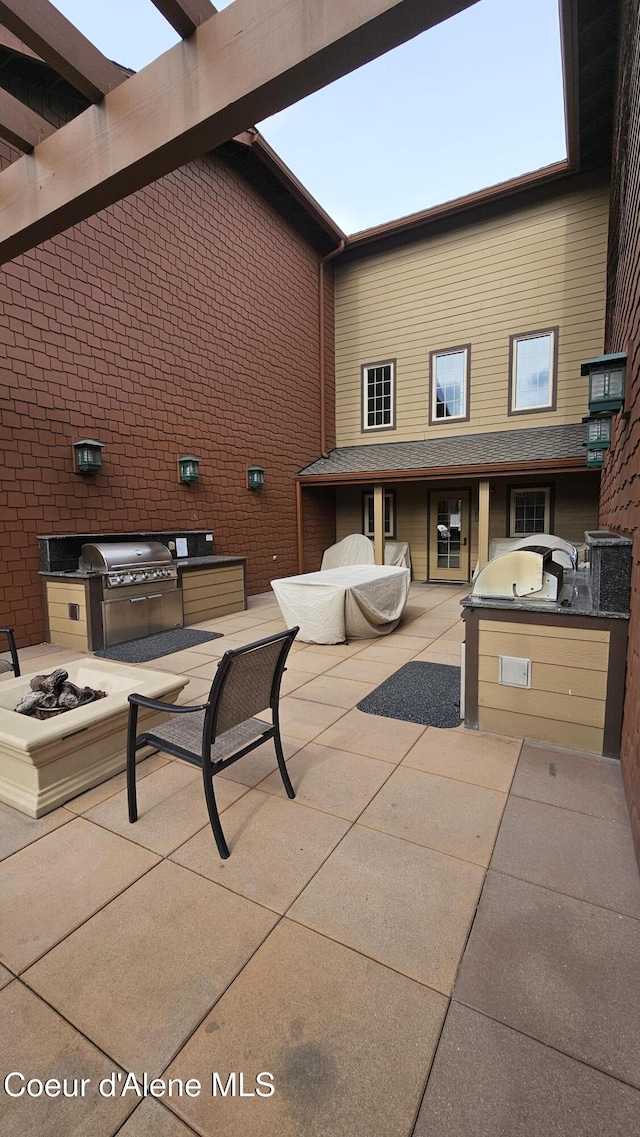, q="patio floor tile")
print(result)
[289,825,483,993]
[65,753,170,815]
[454,871,640,1088]
[184,658,226,680]
[0,962,14,989]
[284,651,342,675]
[402,728,521,792]
[258,697,346,744]
[287,673,375,709]
[258,743,393,820]
[380,633,434,652]
[325,657,402,685]
[300,640,370,658]
[0,982,135,1137]
[491,795,640,916]
[0,818,159,972]
[24,860,277,1077]
[0,798,74,859]
[353,642,422,665]
[84,761,248,857]
[314,707,426,763]
[218,735,302,787]
[164,919,447,1137]
[359,766,506,865]
[279,668,320,695]
[147,650,212,673]
[175,676,213,703]
[511,743,630,822]
[118,1100,199,1136]
[171,791,349,913]
[414,1003,640,1137]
